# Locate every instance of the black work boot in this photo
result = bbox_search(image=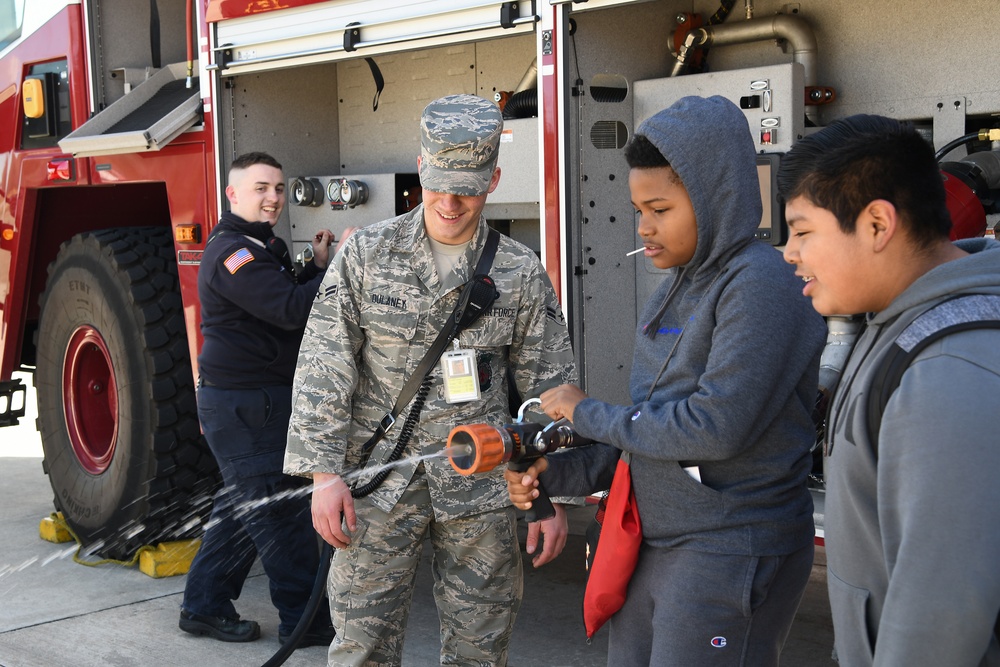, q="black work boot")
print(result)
[179,610,261,642]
